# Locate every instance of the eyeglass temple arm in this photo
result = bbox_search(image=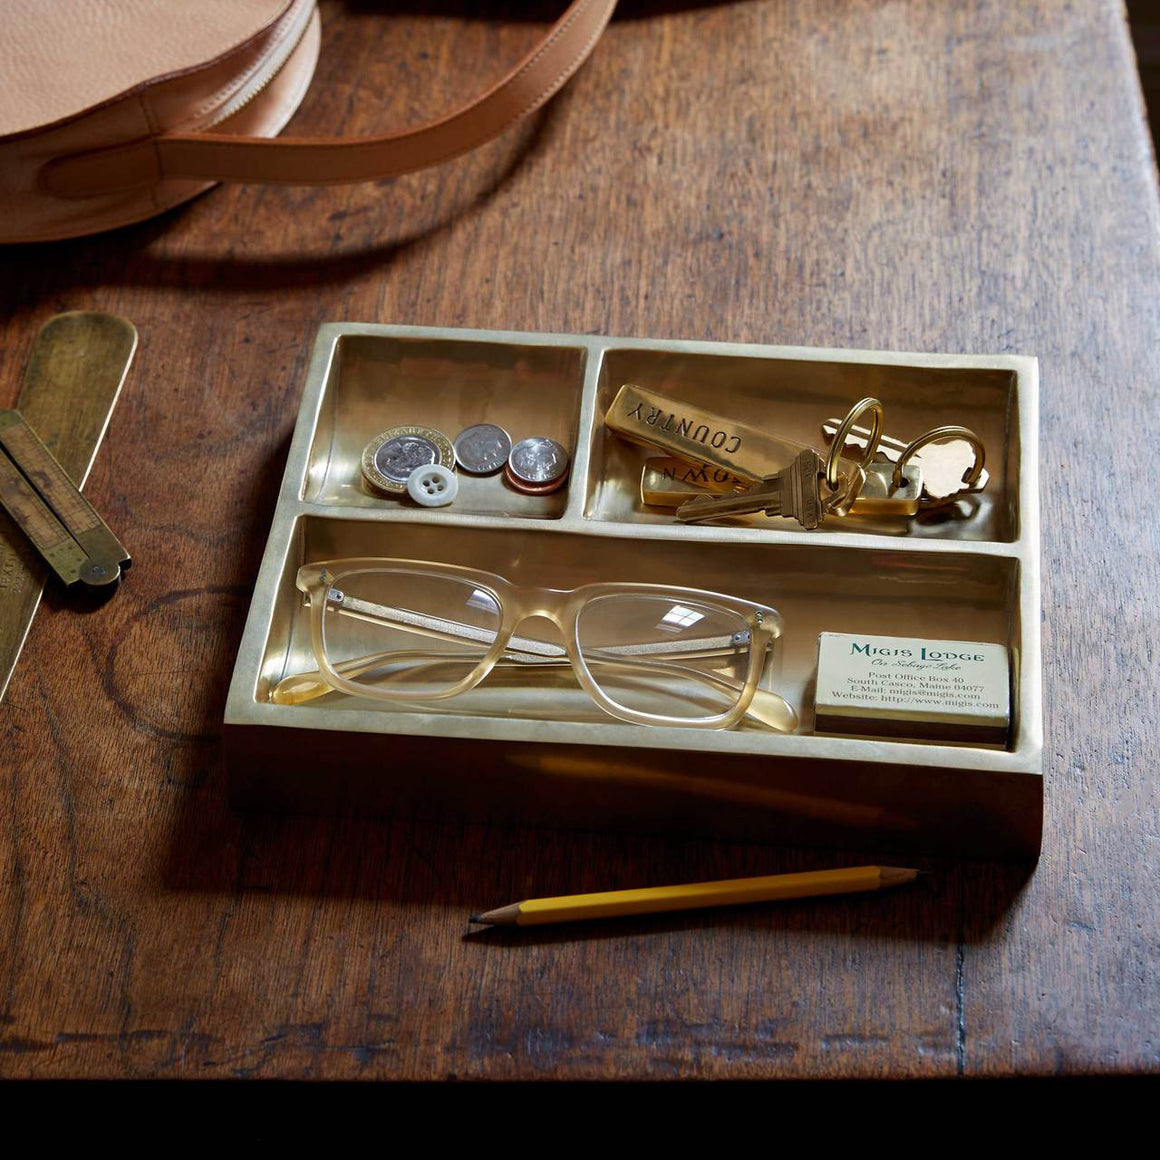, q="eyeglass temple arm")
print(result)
[326,592,763,661]
[271,647,795,732]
